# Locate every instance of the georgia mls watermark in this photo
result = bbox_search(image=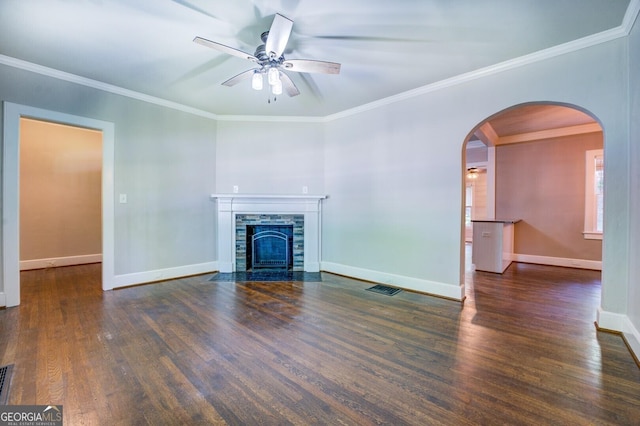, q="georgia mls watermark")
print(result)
[0,405,62,426]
